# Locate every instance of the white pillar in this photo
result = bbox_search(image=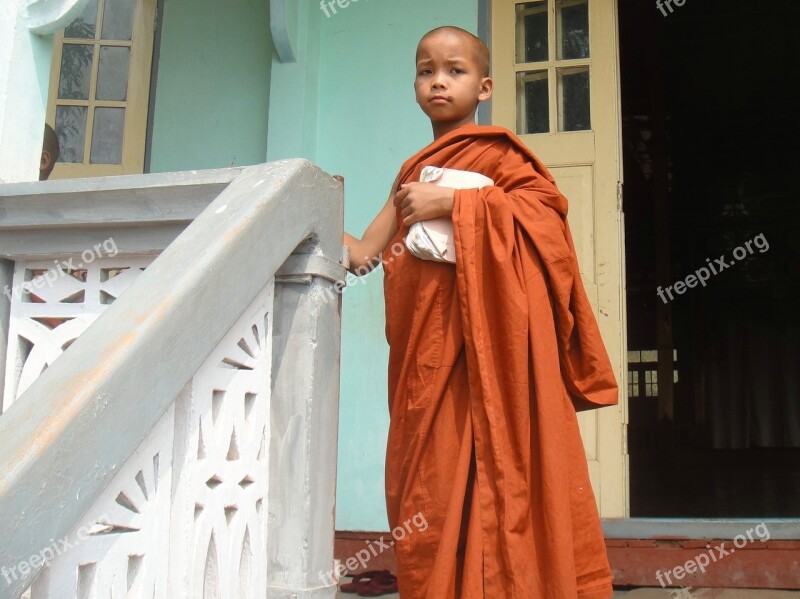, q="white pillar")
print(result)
[0,0,90,183]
